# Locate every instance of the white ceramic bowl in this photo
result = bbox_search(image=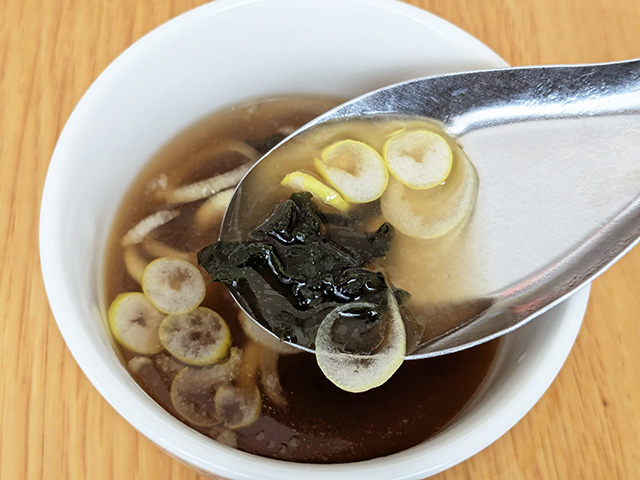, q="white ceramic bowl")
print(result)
[40,0,589,478]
